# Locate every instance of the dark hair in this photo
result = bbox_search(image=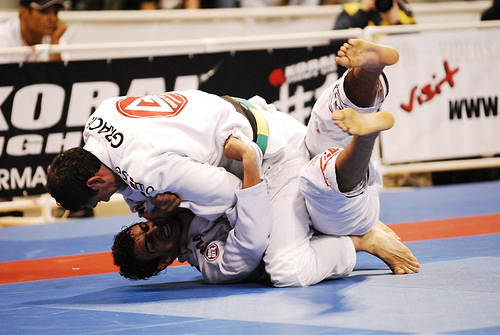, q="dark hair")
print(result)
[112,223,162,280]
[45,147,101,211]
[376,0,413,16]
[375,0,393,13]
